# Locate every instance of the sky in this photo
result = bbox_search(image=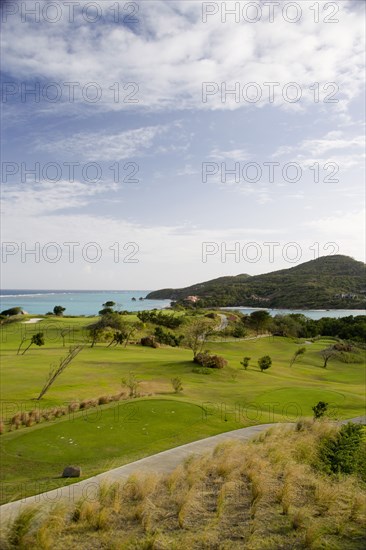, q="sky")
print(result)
[1,0,365,290]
